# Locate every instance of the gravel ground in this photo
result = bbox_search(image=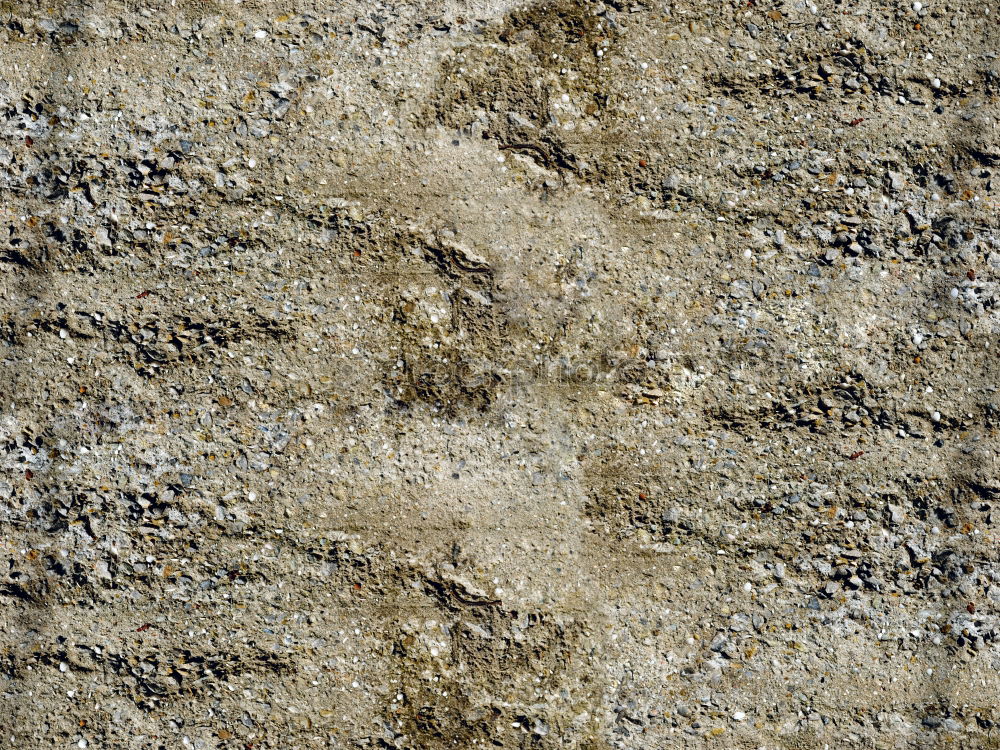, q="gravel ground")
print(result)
[1,0,999,748]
